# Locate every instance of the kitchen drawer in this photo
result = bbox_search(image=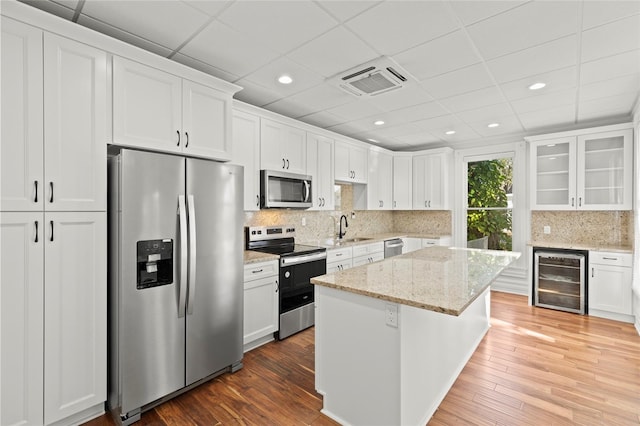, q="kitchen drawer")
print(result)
[352,241,384,258]
[327,259,353,273]
[327,247,352,263]
[244,260,278,282]
[590,251,632,267]
[352,252,384,267]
